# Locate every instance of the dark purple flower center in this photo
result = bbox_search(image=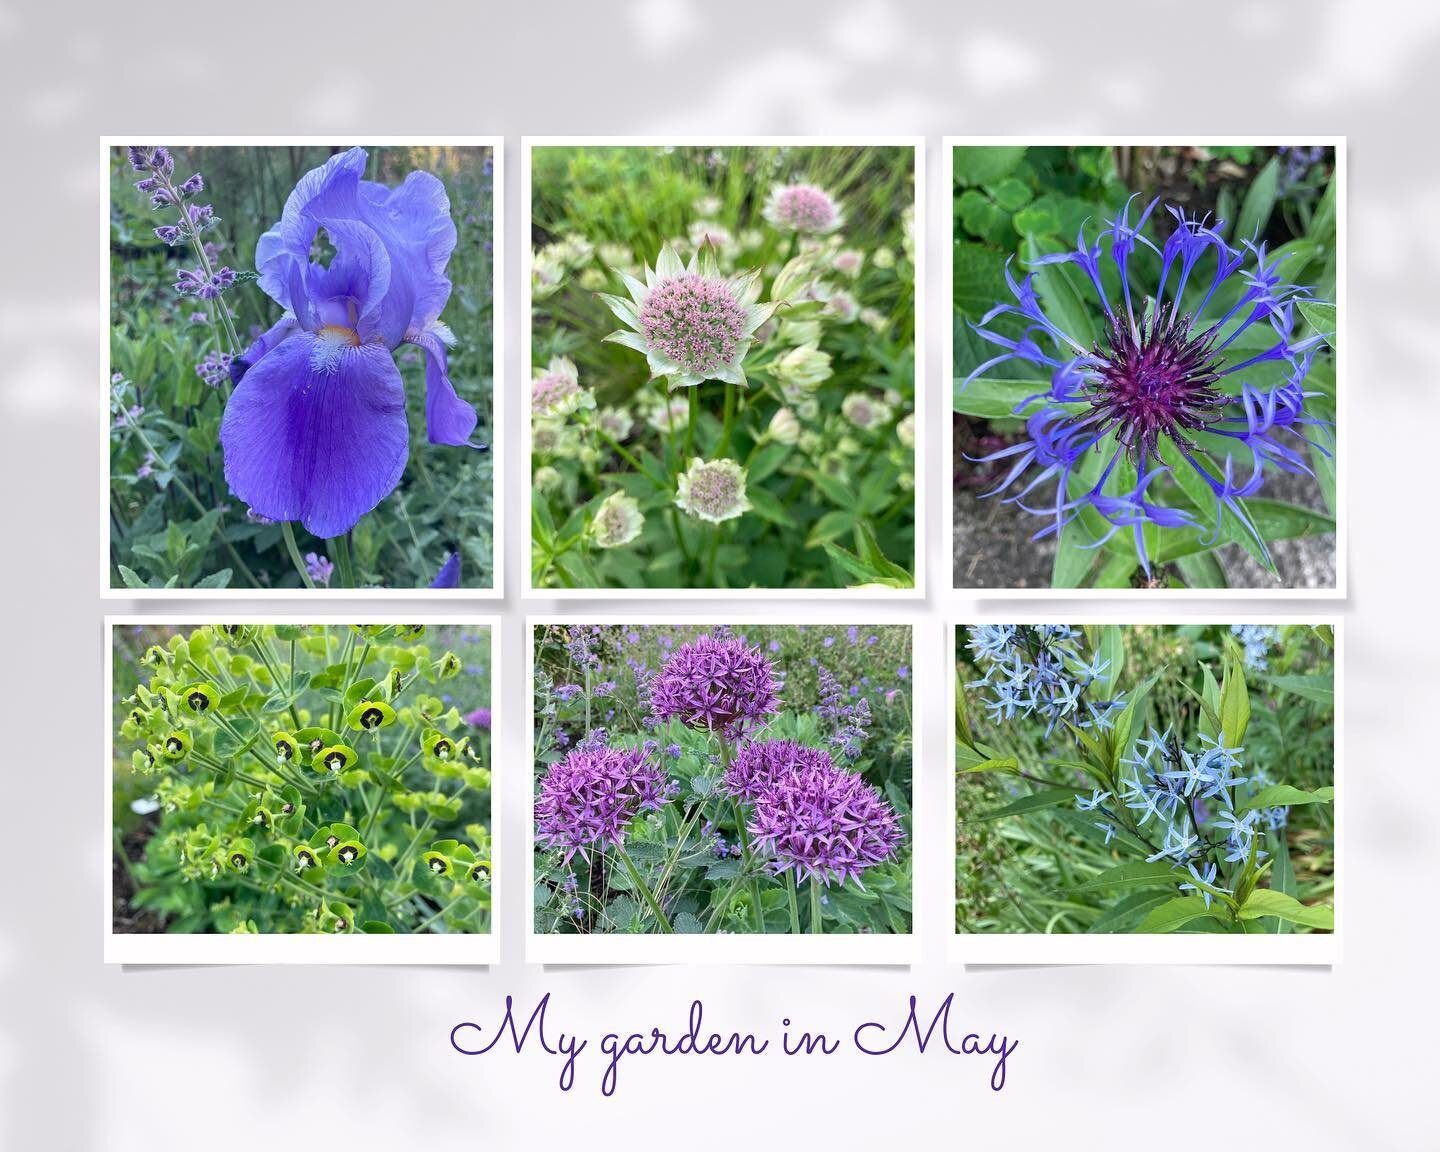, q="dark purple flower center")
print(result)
[1091,312,1227,462]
